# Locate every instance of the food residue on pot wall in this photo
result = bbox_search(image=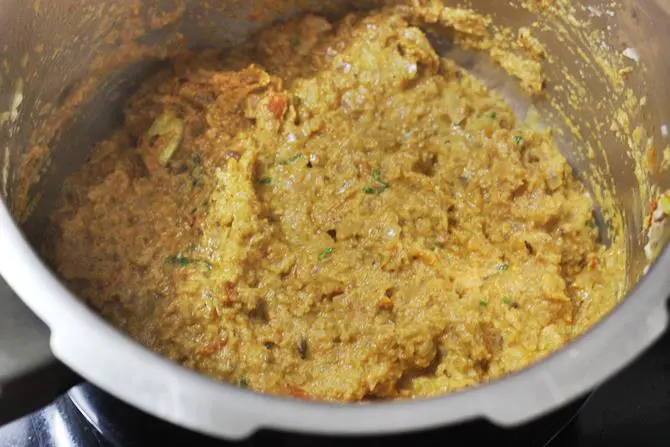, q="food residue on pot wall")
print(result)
[644,190,670,273]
